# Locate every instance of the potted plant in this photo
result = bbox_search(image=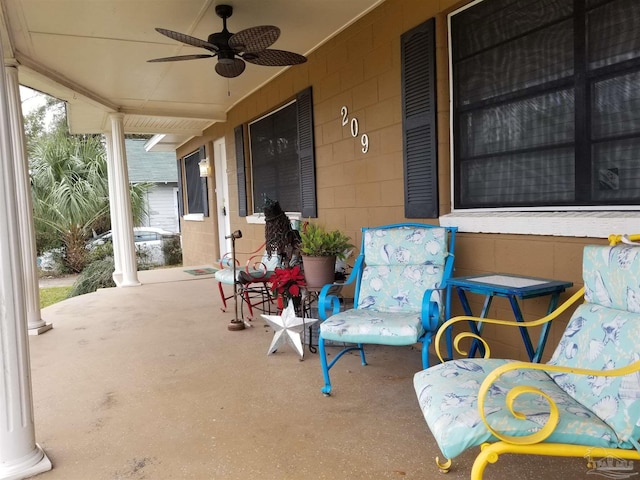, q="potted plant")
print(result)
[299,222,354,290]
[270,264,306,313]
